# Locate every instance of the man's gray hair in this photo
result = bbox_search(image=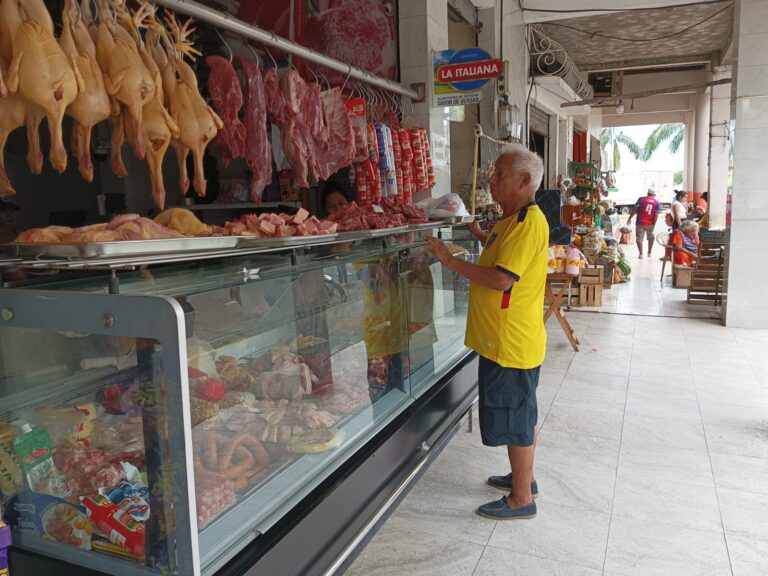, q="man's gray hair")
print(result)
[680,219,699,233]
[499,144,544,193]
